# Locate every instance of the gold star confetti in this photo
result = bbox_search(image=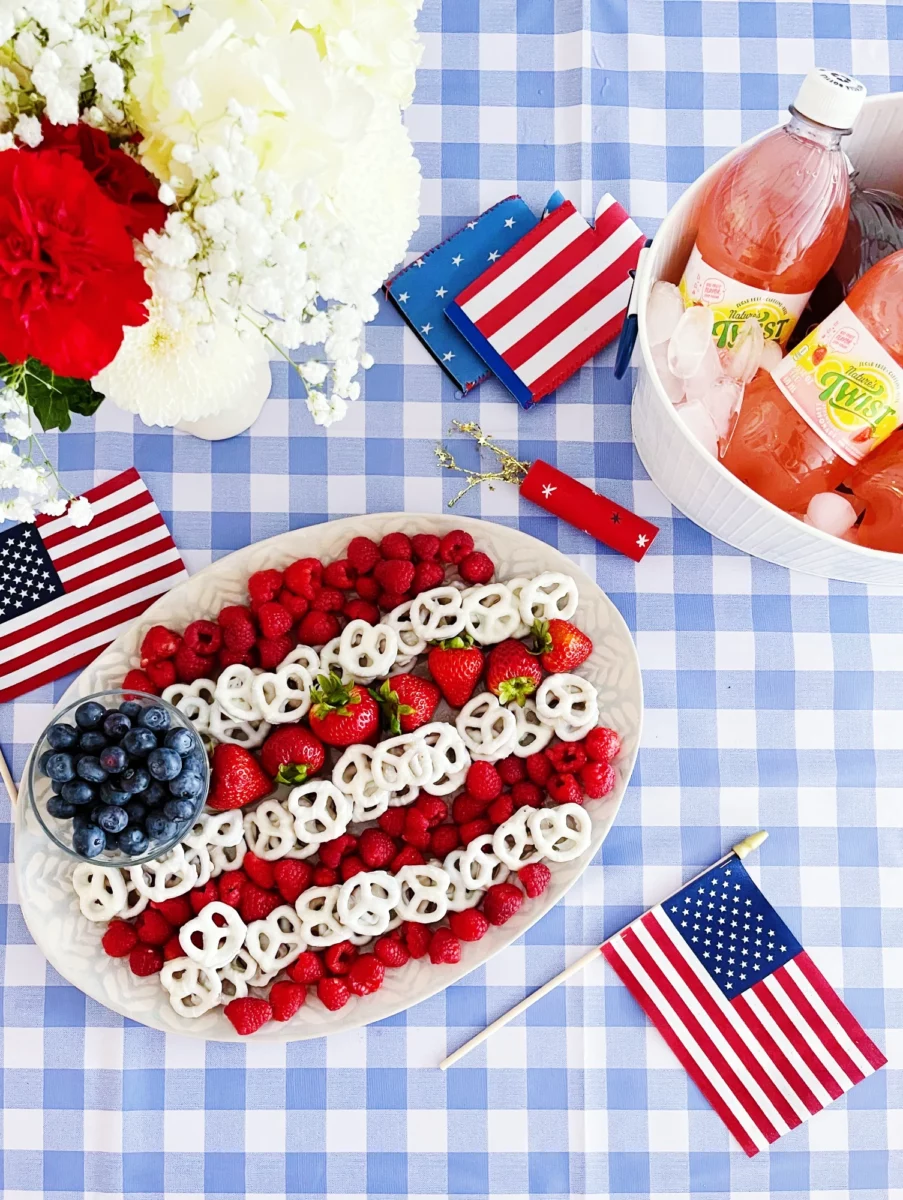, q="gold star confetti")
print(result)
[434,421,531,507]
